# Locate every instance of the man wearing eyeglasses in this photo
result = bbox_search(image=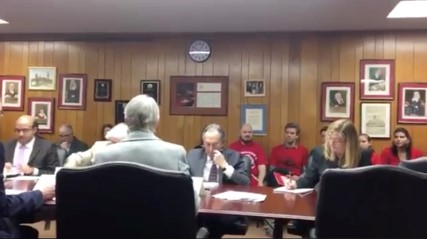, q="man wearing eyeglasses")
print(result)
[4,115,59,175]
[57,124,88,158]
